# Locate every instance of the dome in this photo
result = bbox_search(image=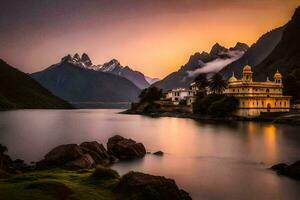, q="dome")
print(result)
[243,65,252,73]
[274,69,282,78]
[228,72,237,82]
